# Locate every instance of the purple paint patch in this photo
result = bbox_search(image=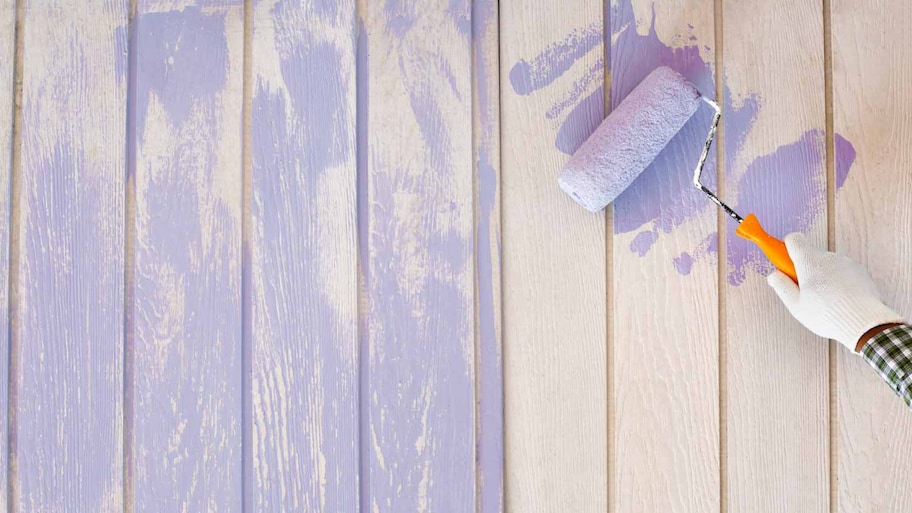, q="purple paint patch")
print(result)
[133,8,228,142]
[674,252,695,275]
[727,130,826,285]
[835,133,856,189]
[555,87,604,155]
[508,23,601,95]
[384,0,416,39]
[630,230,658,256]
